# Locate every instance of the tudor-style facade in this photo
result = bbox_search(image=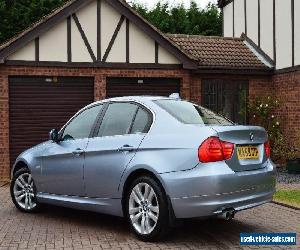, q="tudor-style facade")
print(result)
[0,0,276,180]
[219,0,300,158]
[1,0,191,67]
[220,0,300,70]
